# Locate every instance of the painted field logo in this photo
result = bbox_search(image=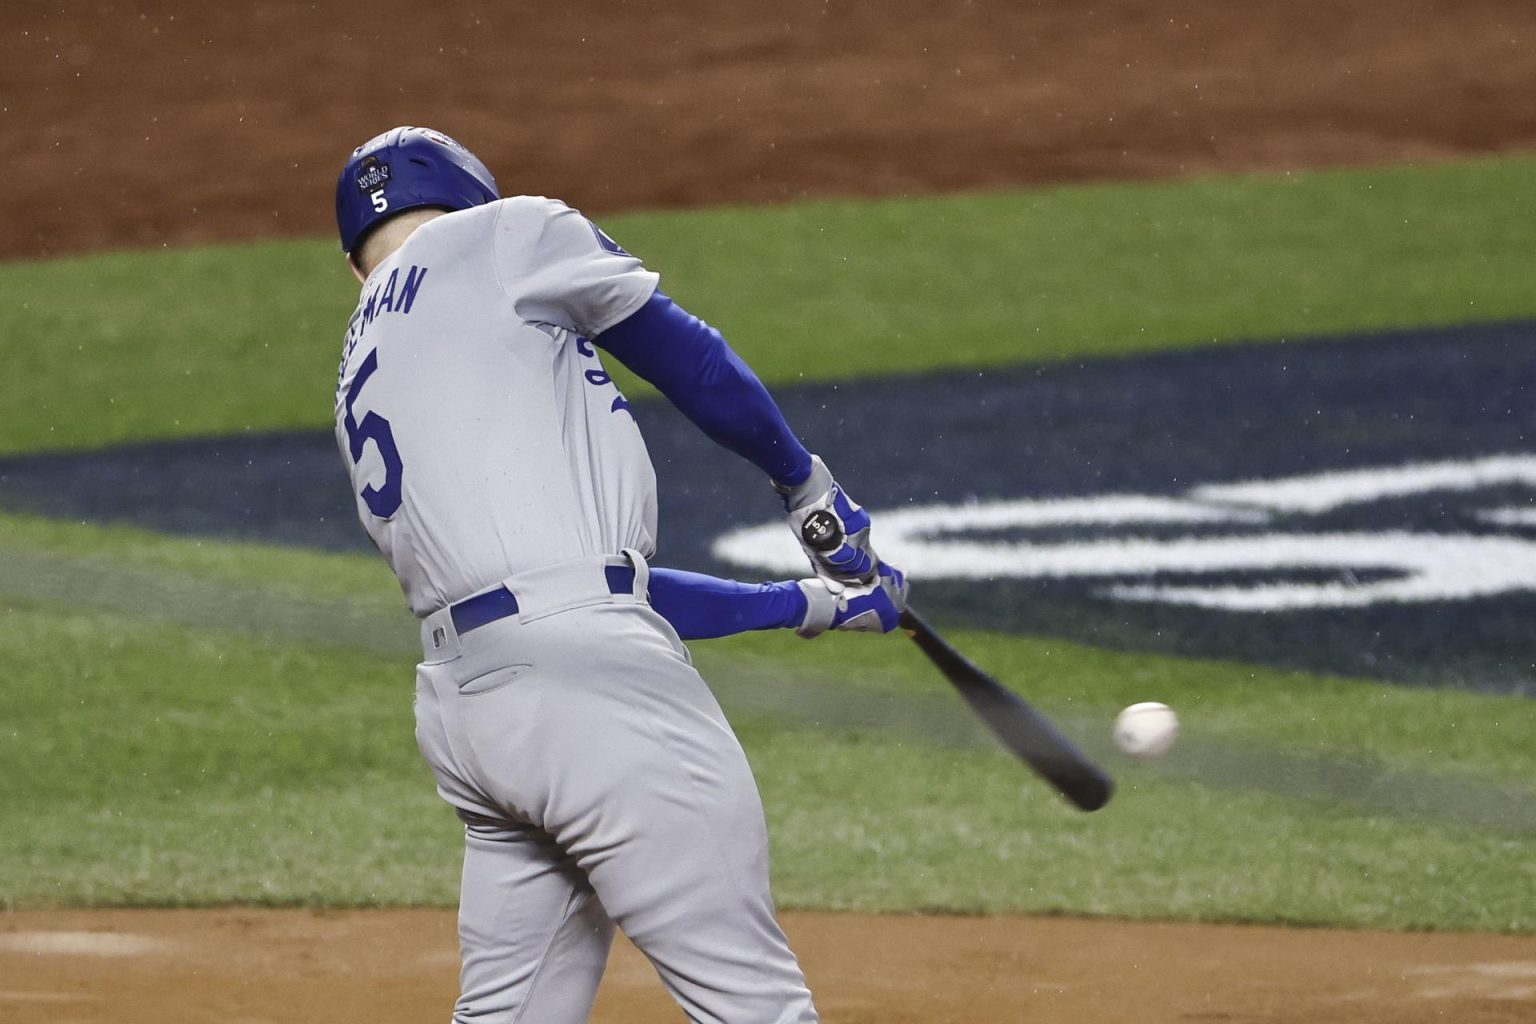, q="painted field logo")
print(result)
[0,321,1529,688]
[714,454,1536,612]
